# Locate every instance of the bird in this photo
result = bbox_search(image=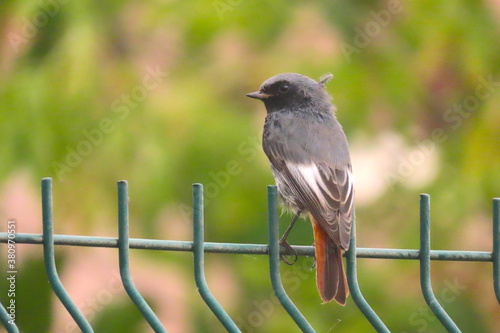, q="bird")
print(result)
[246,73,354,305]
